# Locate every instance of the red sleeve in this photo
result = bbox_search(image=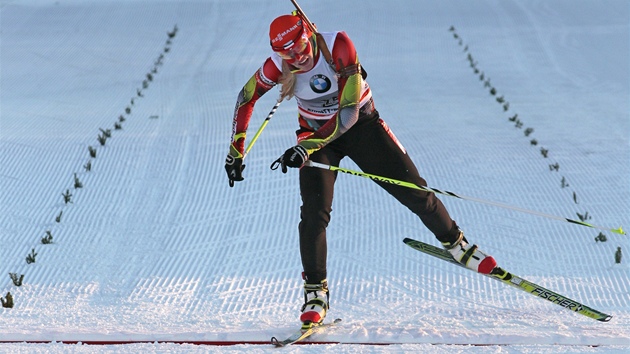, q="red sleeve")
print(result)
[331,31,358,83]
[261,57,283,84]
[228,58,282,157]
